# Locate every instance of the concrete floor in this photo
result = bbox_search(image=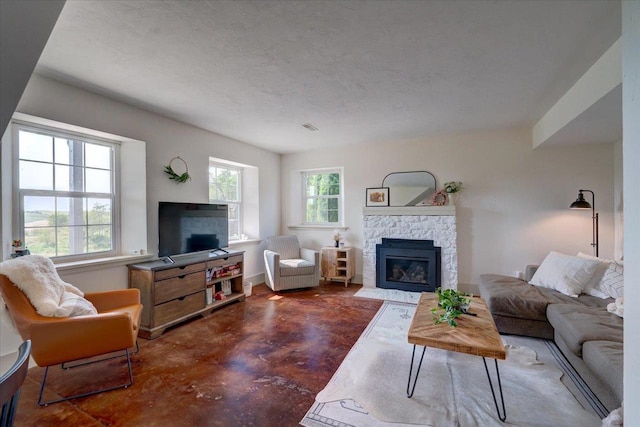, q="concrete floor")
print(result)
[12,282,382,426]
